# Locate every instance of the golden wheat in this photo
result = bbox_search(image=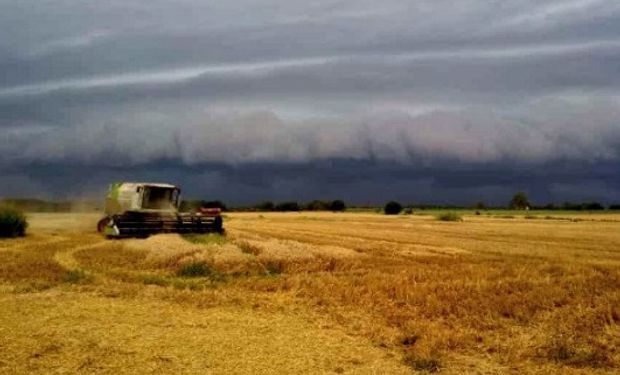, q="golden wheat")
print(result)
[0,211,618,374]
